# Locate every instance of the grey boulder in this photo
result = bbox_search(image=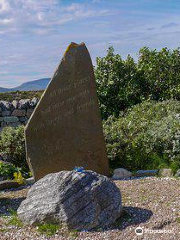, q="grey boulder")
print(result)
[112,168,132,179]
[17,170,122,230]
[12,100,19,109]
[159,168,173,177]
[18,99,30,109]
[29,97,39,108]
[0,101,13,111]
